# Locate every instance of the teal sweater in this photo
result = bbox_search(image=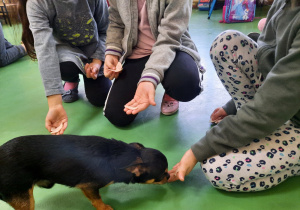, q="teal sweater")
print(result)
[192,0,300,162]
